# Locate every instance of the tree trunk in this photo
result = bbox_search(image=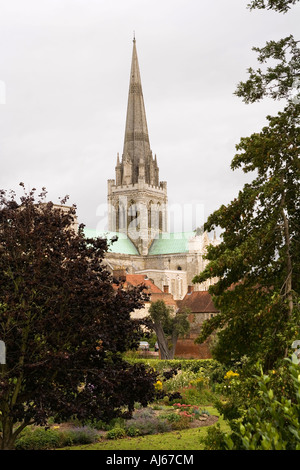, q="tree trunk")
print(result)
[155,325,171,359]
[1,419,16,450]
[154,324,179,359]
